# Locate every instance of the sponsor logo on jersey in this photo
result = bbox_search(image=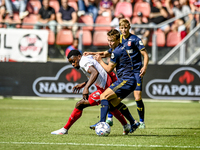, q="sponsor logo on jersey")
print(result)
[32,65,97,97]
[128,41,131,46]
[127,49,133,54]
[146,67,200,100]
